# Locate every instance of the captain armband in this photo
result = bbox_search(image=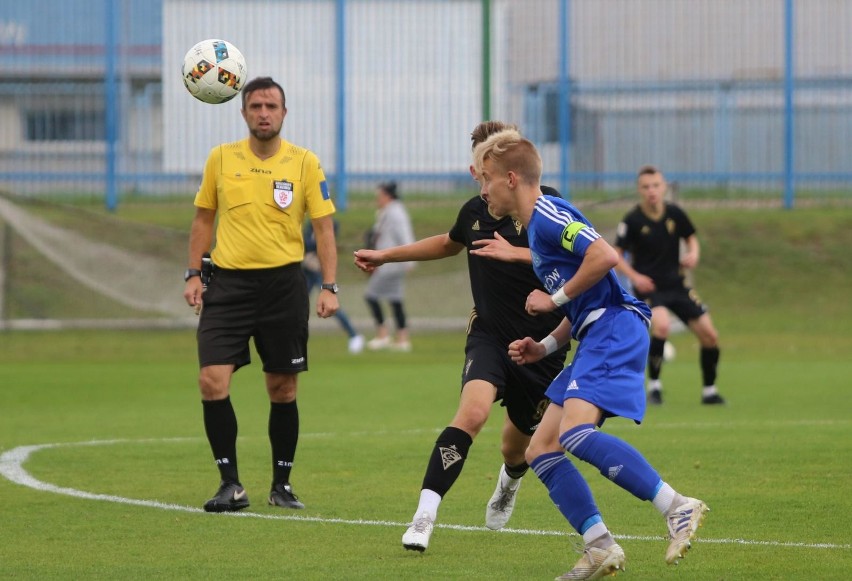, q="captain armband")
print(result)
[540,334,559,356]
[551,286,571,307]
